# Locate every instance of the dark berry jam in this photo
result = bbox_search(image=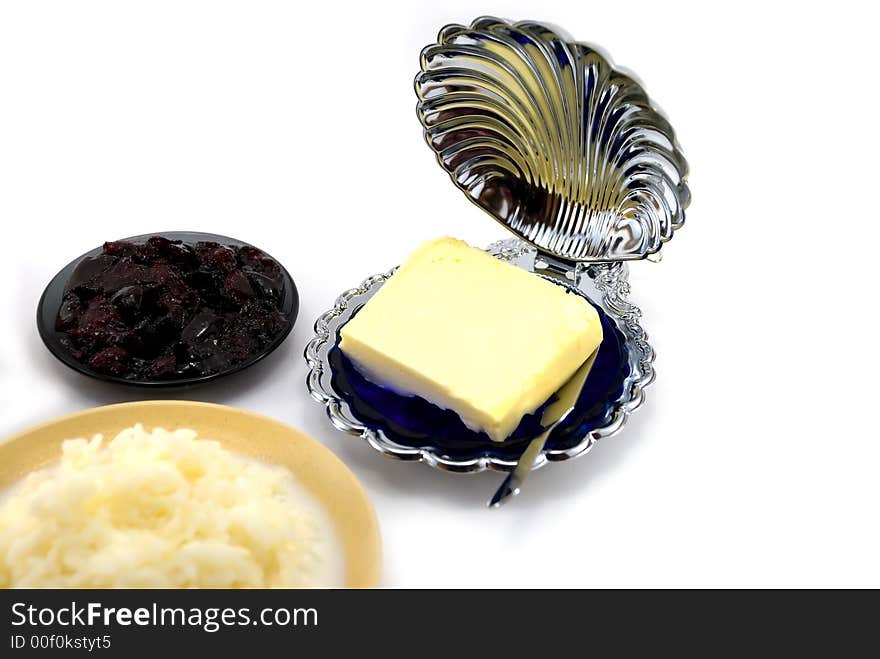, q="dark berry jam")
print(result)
[55,236,288,380]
